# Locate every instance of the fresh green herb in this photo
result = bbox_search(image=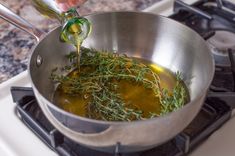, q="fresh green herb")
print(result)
[160,72,187,115]
[51,47,188,121]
